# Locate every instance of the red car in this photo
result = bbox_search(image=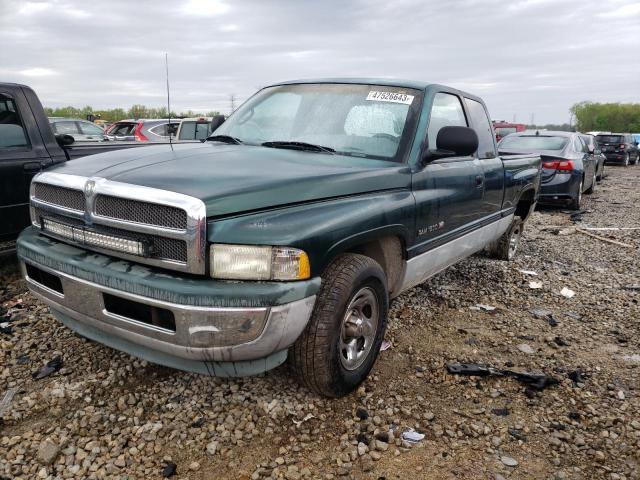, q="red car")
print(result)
[493,121,526,142]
